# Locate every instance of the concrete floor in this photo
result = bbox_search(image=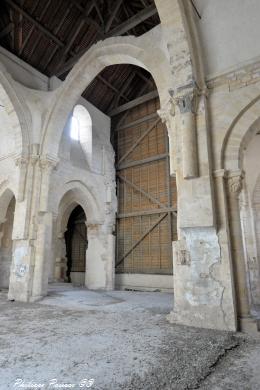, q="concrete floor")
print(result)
[0,283,259,389]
